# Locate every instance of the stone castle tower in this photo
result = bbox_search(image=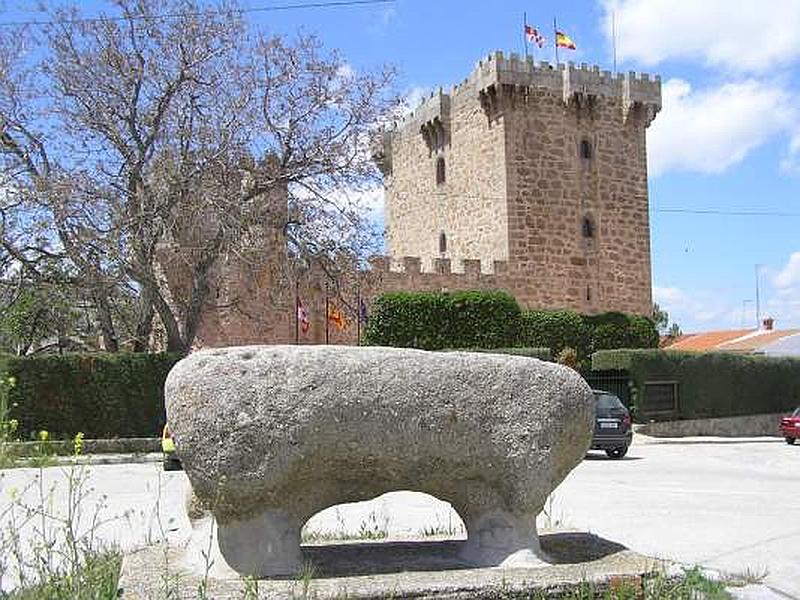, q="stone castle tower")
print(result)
[377,52,661,315]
